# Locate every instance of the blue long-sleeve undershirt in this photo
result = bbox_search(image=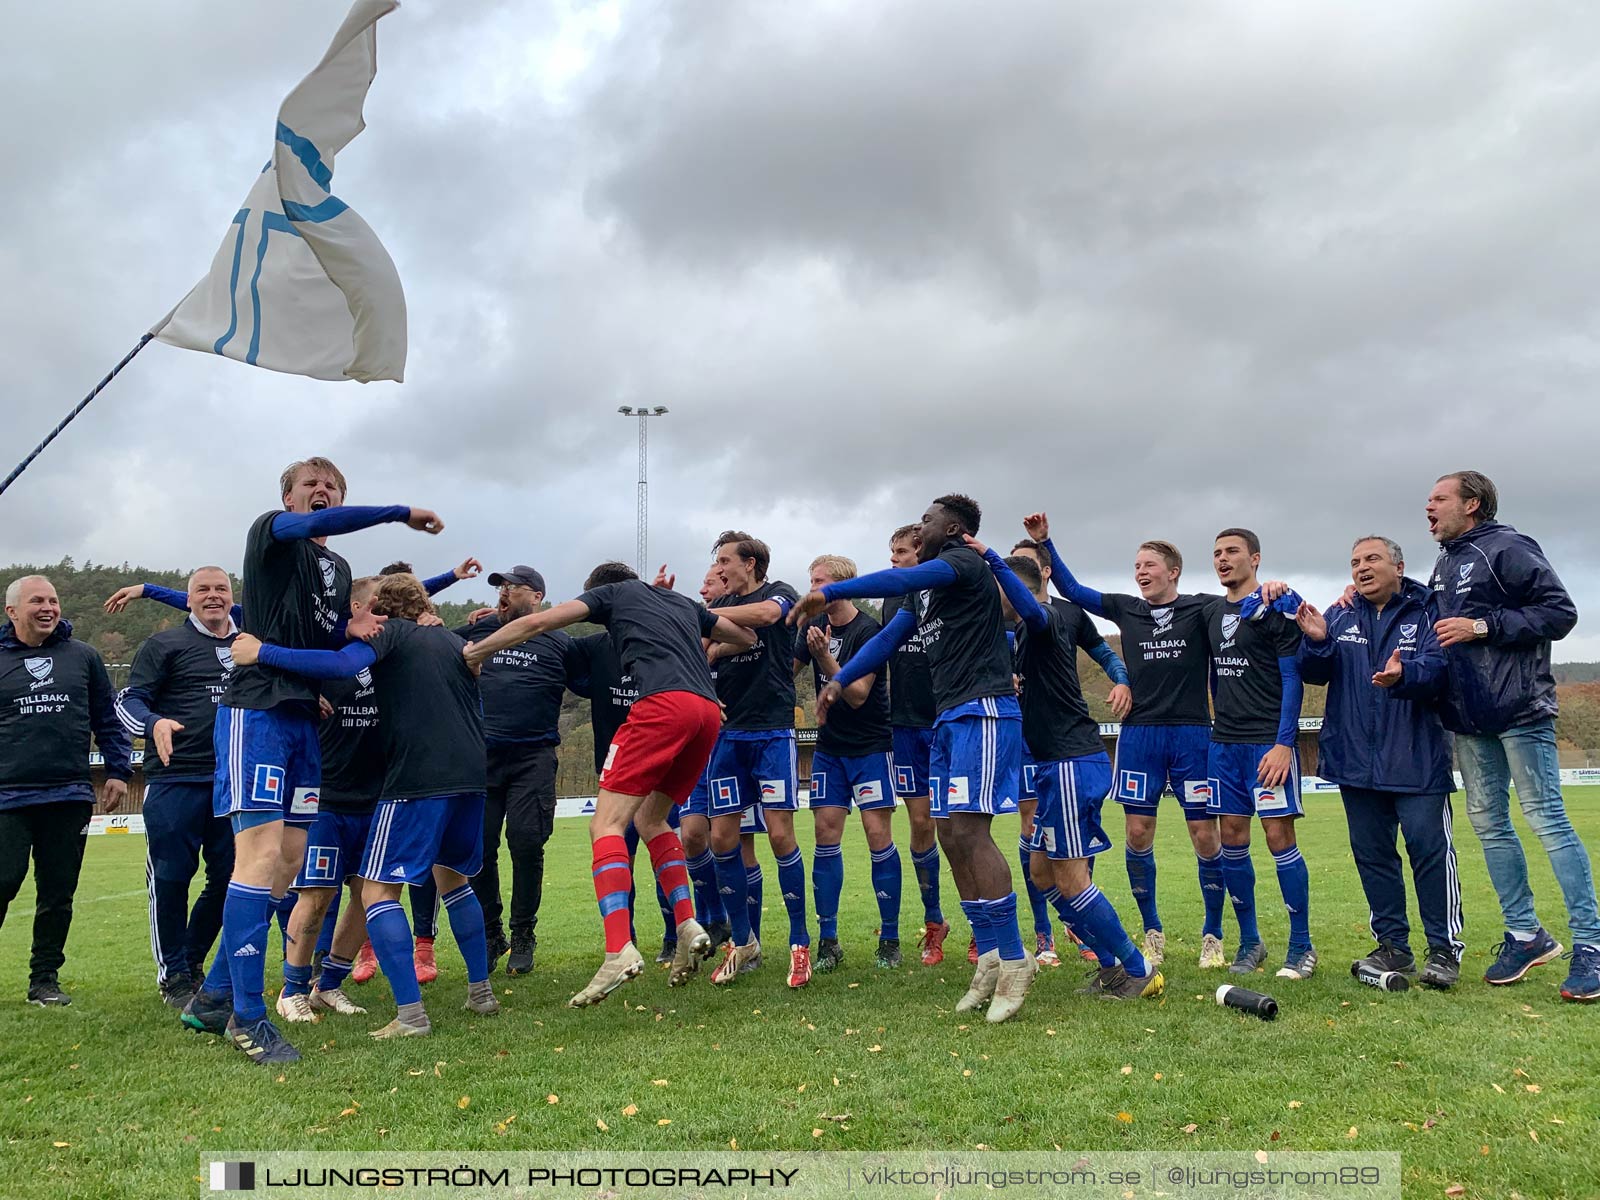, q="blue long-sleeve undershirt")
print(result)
[980,548,1049,633]
[269,505,411,542]
[421,571,457,597]
[820,559,958,602]
[258,640,377,681]
[1089,641,1130,688]
[833,607,918,689]
[1040,538,1104,615]
[1276,655,1303,747]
